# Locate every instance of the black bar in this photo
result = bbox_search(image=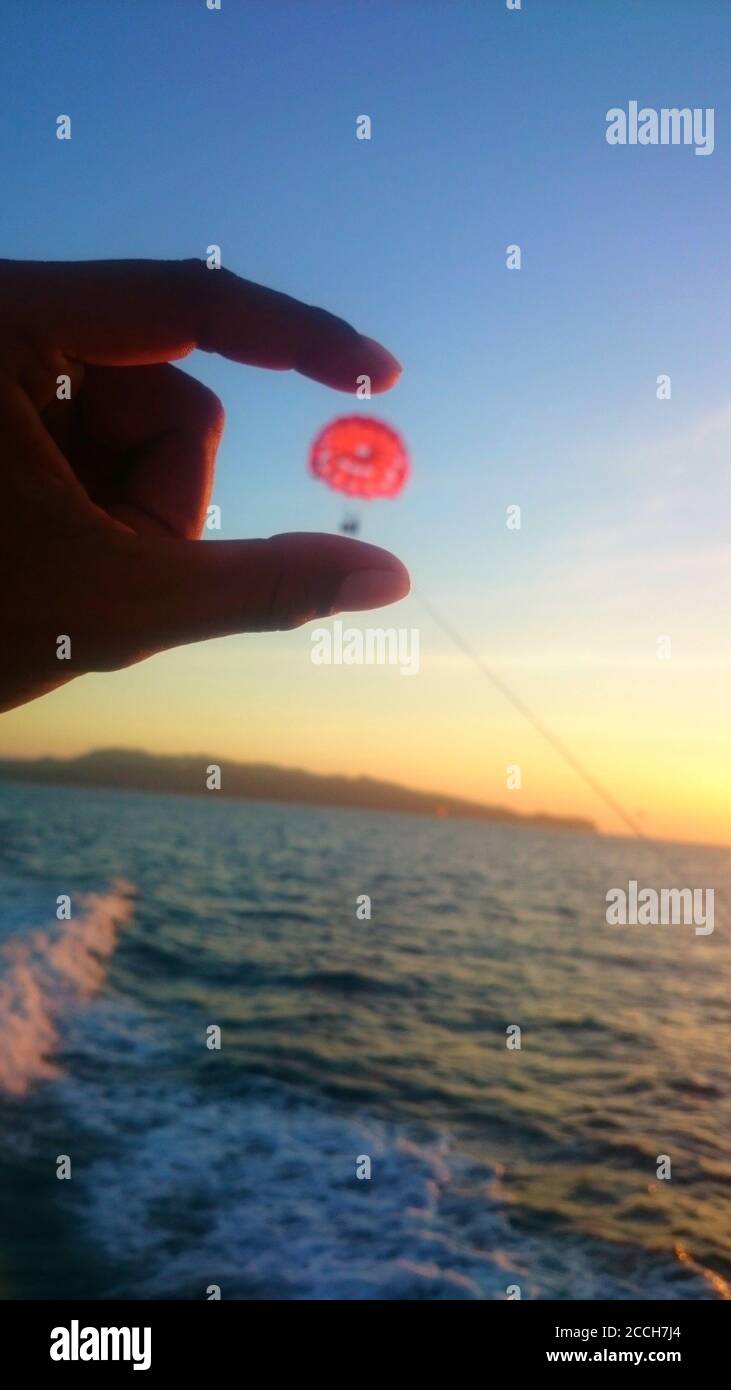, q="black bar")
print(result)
[1,1298,724,1375]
